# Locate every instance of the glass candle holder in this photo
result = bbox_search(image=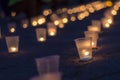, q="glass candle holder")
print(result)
[47,22,57,36]
[88,25,101,33]
[21,19,29,29]
[74,38,92,61]
[84,31,98,48]
[35,55,60,75]
[8,22,16,33]
[5,36,19,53]
[35,28,46,42]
